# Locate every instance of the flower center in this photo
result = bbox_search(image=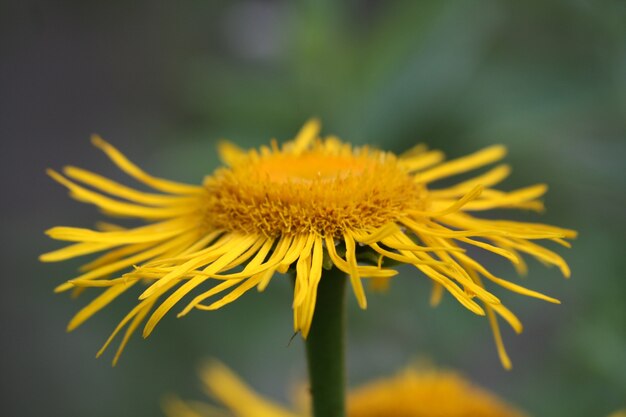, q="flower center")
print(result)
[256,154,370,183]
[202,144,425,237]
